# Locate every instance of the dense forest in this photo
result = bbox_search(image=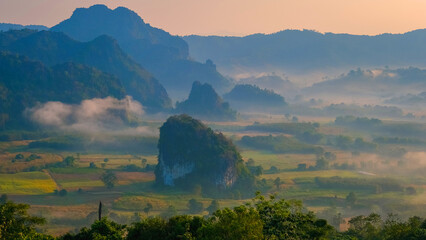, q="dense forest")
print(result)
[0,29,171,111]
[223,84,286,110]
